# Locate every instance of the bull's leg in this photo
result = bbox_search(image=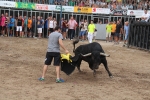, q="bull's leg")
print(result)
[89,63,97,77]
[101,58,113,78]
[93,69,96,77]
[77,60,82,72]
